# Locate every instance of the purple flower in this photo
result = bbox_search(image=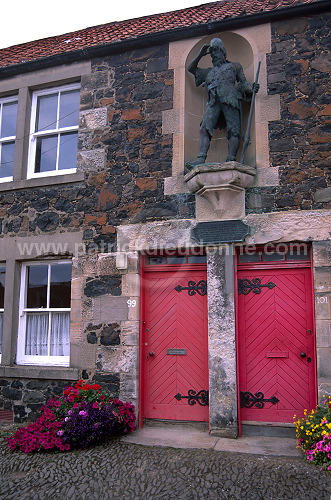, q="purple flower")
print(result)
[79,410,88,417]
[57,430,64,436]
